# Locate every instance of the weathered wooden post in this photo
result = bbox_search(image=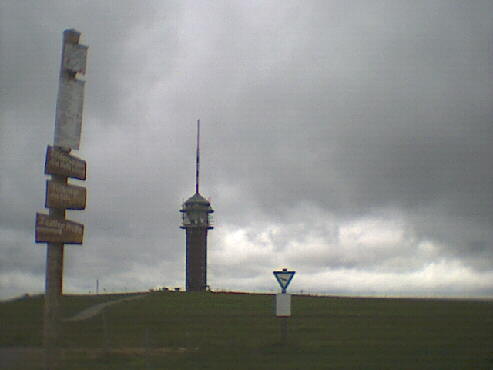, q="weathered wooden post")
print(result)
[35,29,88,368]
